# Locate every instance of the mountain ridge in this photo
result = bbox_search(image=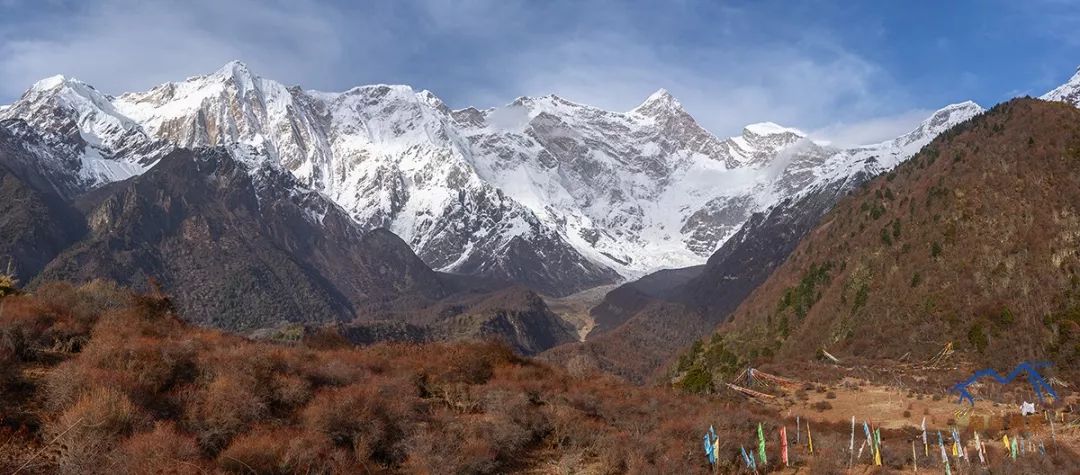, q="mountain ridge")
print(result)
[693,98,1080,377]
[0,61,983,296]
